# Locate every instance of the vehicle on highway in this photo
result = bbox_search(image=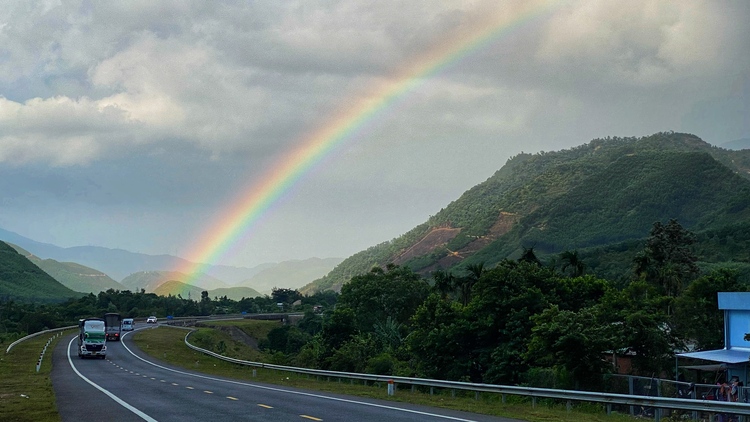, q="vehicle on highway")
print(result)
[104,312,122,341]
[146,316,157,324]
[121,318,134,331]
[78,318,107,359]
